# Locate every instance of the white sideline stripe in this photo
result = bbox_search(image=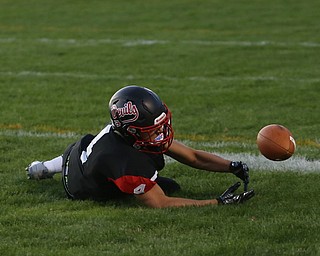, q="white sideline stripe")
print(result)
[1,71,320,83]
[1,129,319,173]
[0,130,79,139]
[215,153,320,173]
[165,140,320,173]
[164,153,320,173]
[1,37,320,48]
